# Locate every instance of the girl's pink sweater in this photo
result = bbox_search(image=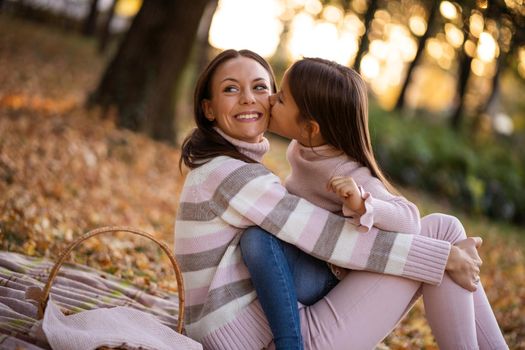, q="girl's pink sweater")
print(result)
[285,140,421,234]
